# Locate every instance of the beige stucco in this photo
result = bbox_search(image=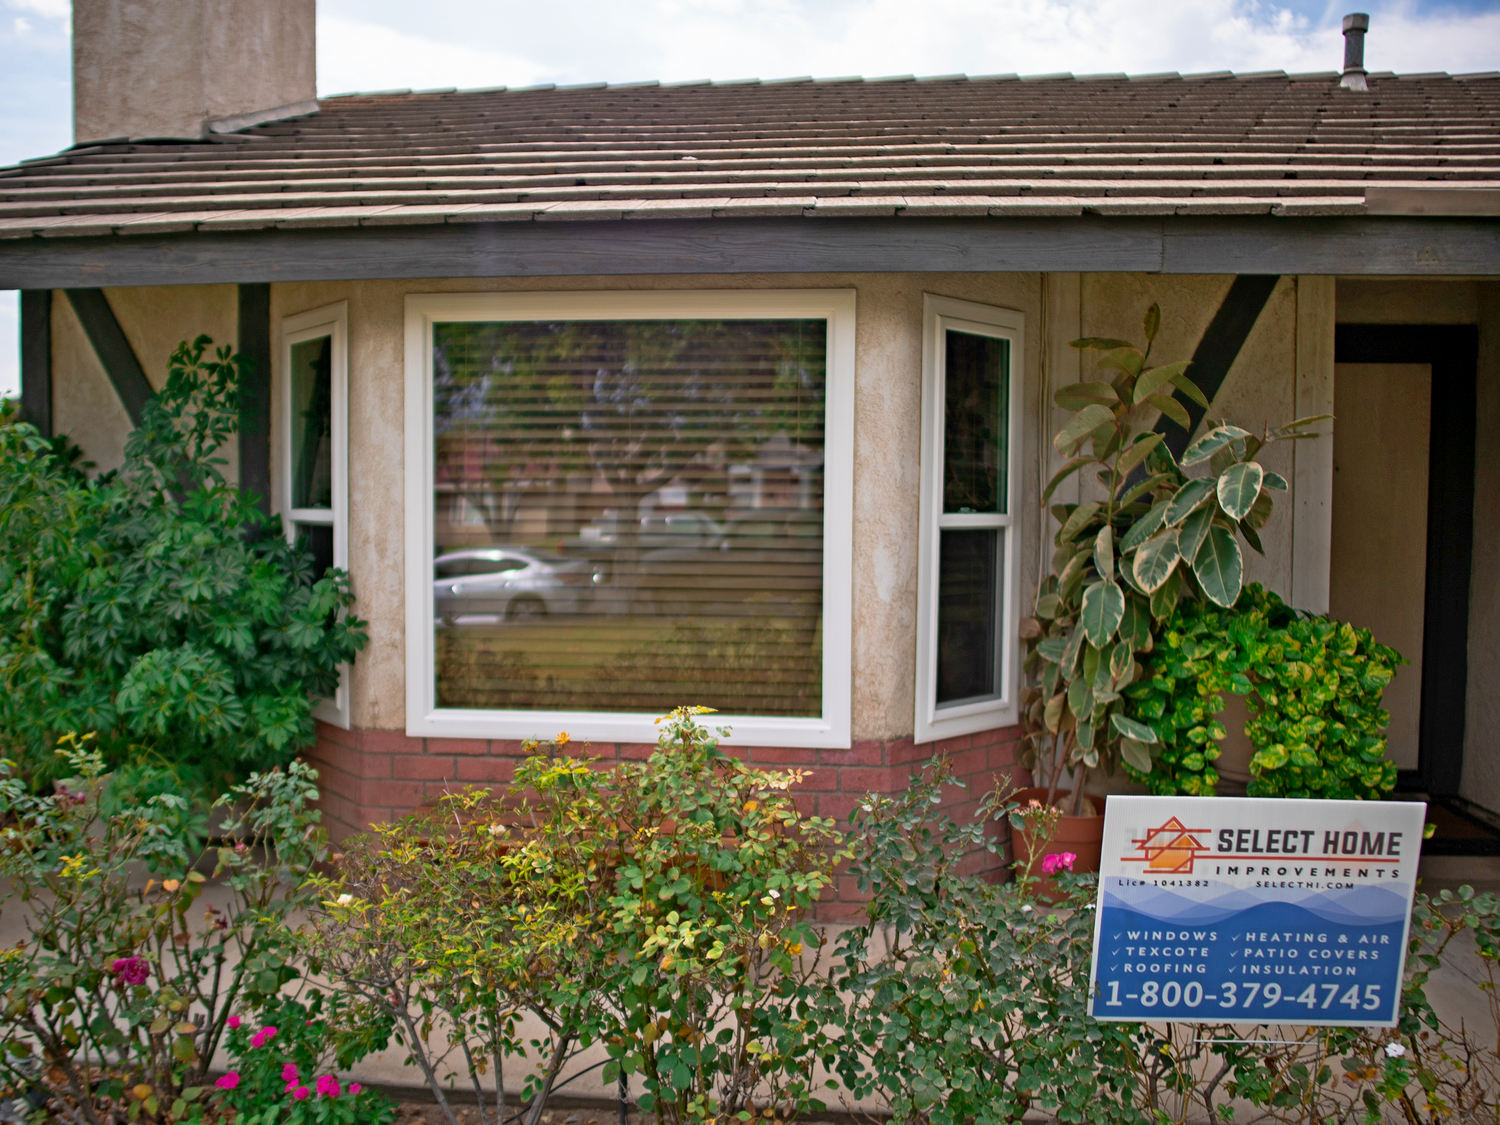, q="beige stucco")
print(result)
[50,294,133,472]
[73,0,315,143]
